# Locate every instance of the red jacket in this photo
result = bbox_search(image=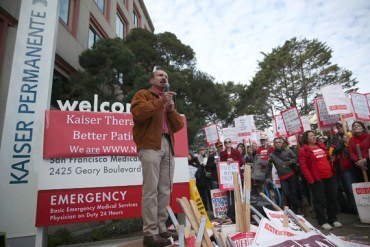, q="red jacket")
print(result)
[298,142,334,183]
[220,148,243,167]
[348,133,370,163]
